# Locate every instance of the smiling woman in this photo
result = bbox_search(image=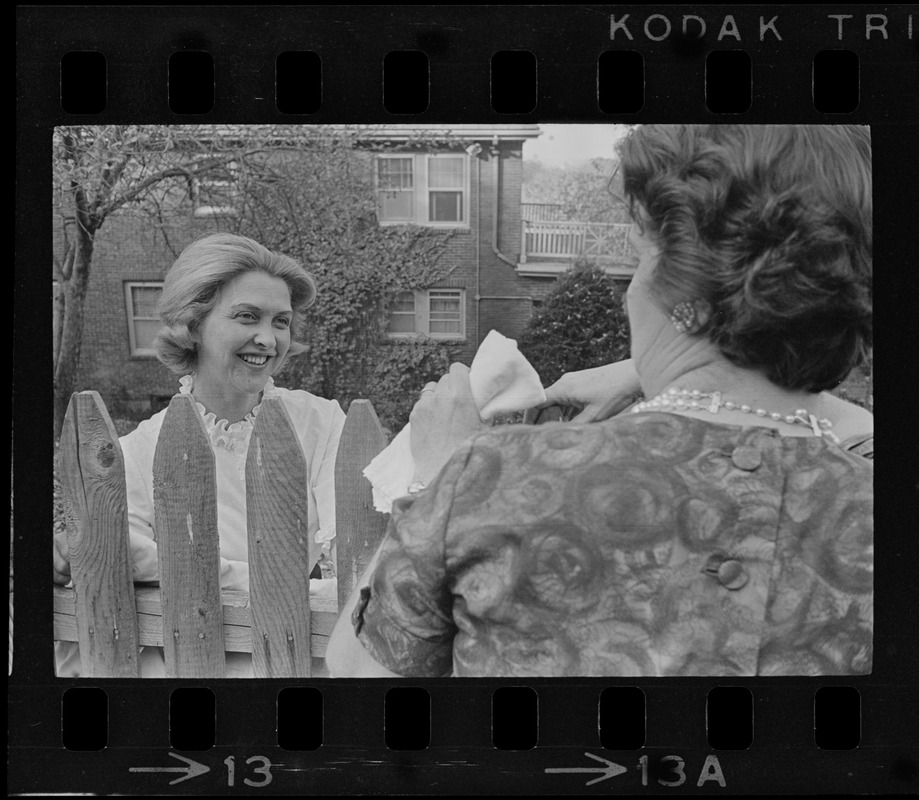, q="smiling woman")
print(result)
[53,233,346,677]
[193,272,295,419]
